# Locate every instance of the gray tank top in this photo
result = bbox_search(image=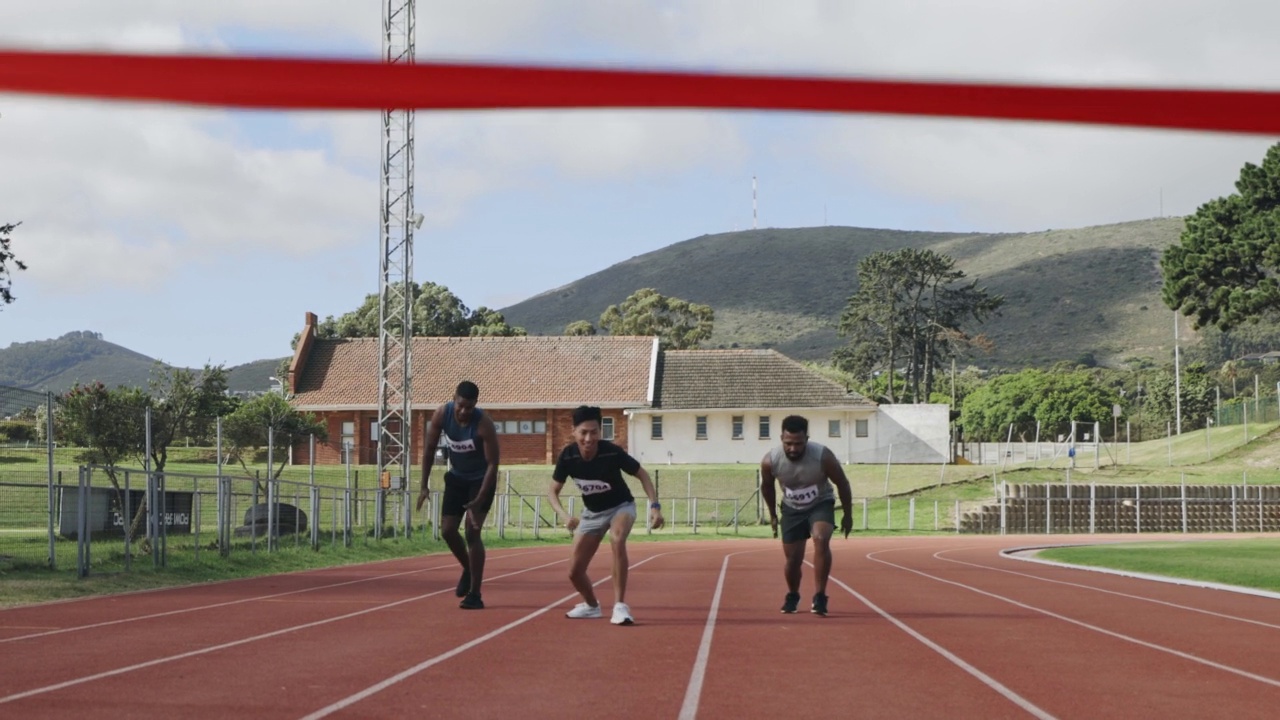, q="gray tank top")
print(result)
[441,402,488,482]
[769,441,833,510]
